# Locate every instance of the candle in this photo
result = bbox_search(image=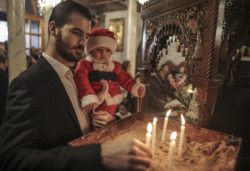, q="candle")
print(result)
[145,122,152,147]
[161,110,171,143]
[151,117,157,155]
[178,114,185,156]
[168,131,177,171]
